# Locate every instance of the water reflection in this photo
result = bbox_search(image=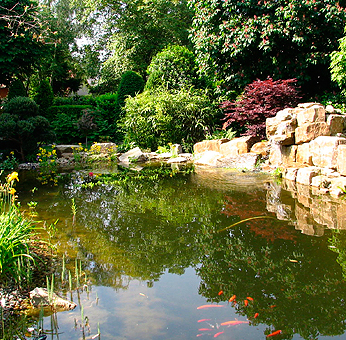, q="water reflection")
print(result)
[12,167,346,339]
